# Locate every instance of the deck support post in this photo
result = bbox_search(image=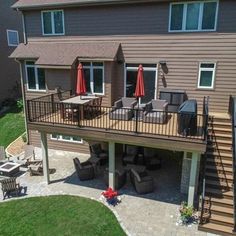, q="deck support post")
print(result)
[40,132,50,184]
[108,141,115,189]
[188,152,200,206]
